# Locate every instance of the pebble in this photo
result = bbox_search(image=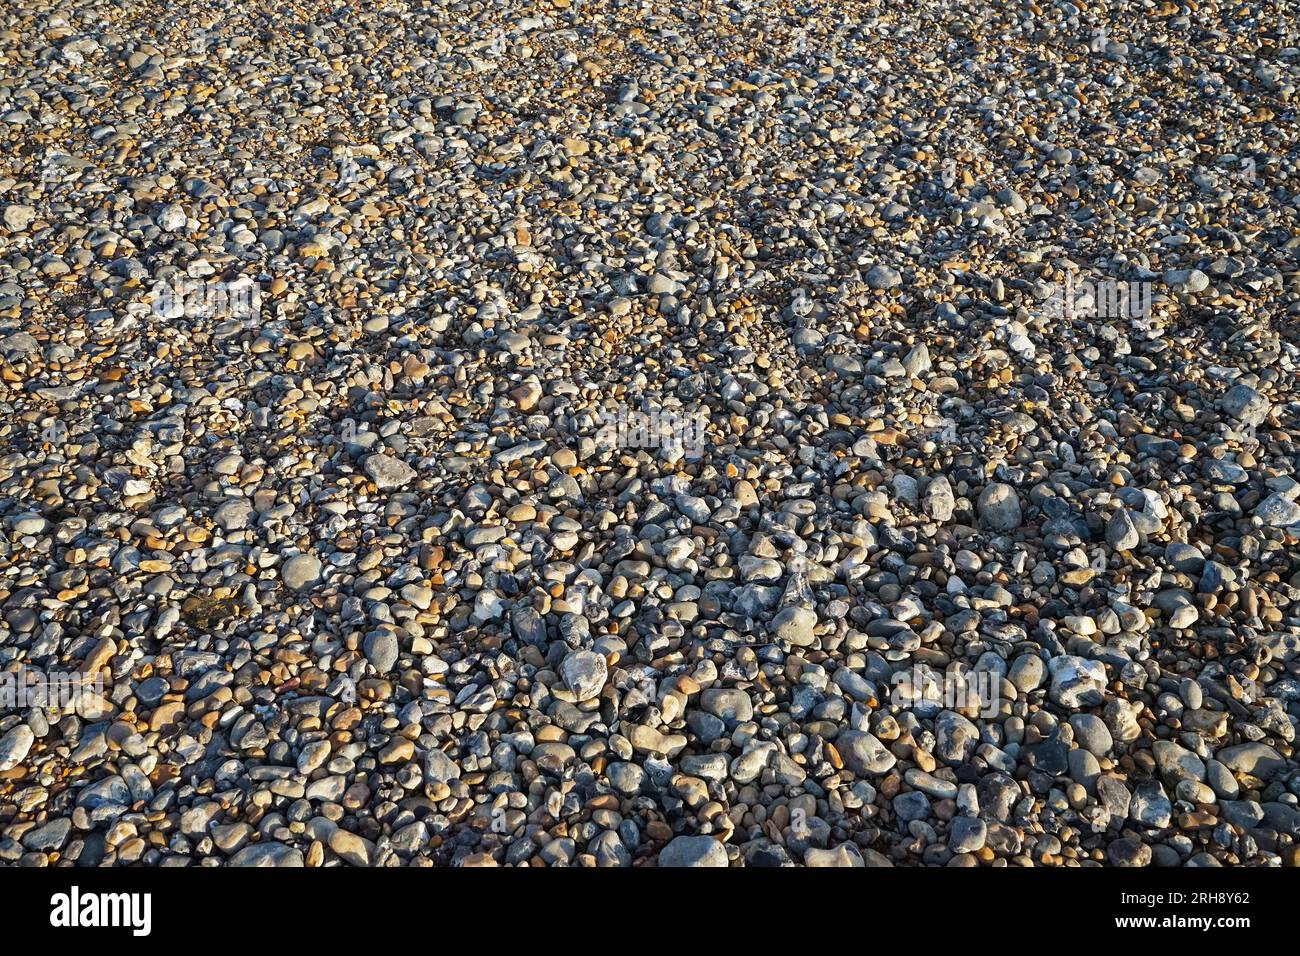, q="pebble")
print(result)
[657,836,728,868]
[772,606,818,647]
[363,631,400,674]
[0,725,35,772]
[0,0,1296,872]
[837,731,898,776]
[559,650,608,702]
[1048,658,1107,708]
[281,553,323,591]
[364,453,417,491]
[977,483,1023,532]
